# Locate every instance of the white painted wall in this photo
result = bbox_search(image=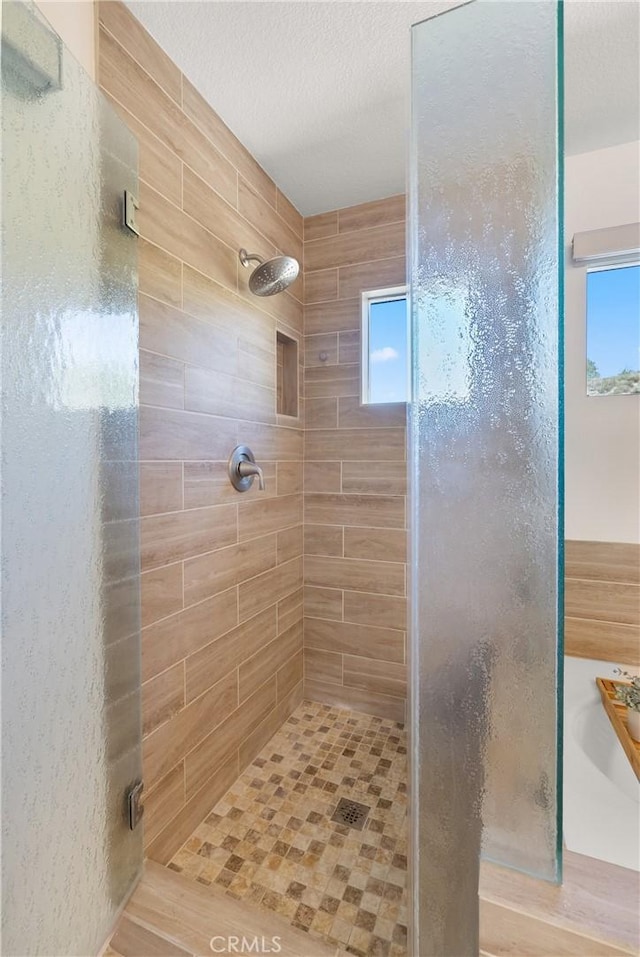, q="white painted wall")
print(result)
[565,140,640,544]
[34,0,95,79]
